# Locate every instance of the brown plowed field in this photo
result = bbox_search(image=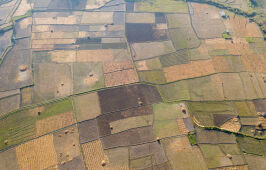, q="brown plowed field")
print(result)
[104,69,139,87]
